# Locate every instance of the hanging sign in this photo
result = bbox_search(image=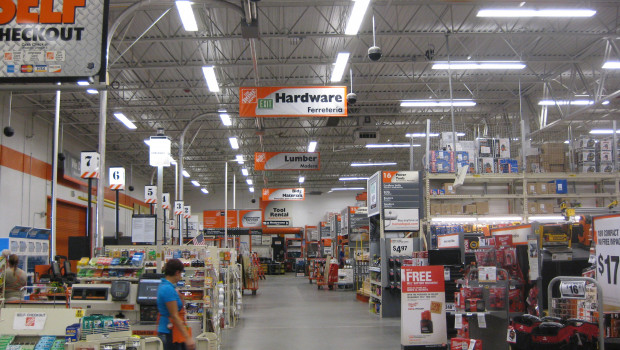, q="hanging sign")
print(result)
[240,210,262,228]
[0,0,109,81]
[262,188,305,201]
[401,265,447,347]
[13,312,47,330]
[367,171,381,217]
[183,206,191,219]
[239,86,347,117]
[108,167,125,190]
[254,152,320,171]
[145,186,157,204]
[162,193,170,210]
[148,136,171,167]
[174,201,184,215]
[80,151,100,179]
[593,214,620,310]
